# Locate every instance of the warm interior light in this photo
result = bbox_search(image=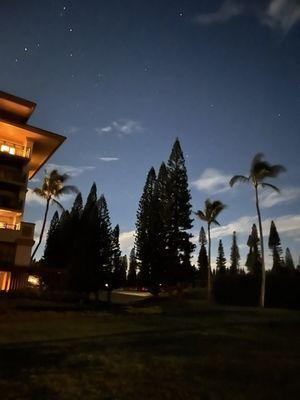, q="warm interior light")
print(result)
[1,144,10,153]
[28,275,39,286]
[0,144,16,155]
